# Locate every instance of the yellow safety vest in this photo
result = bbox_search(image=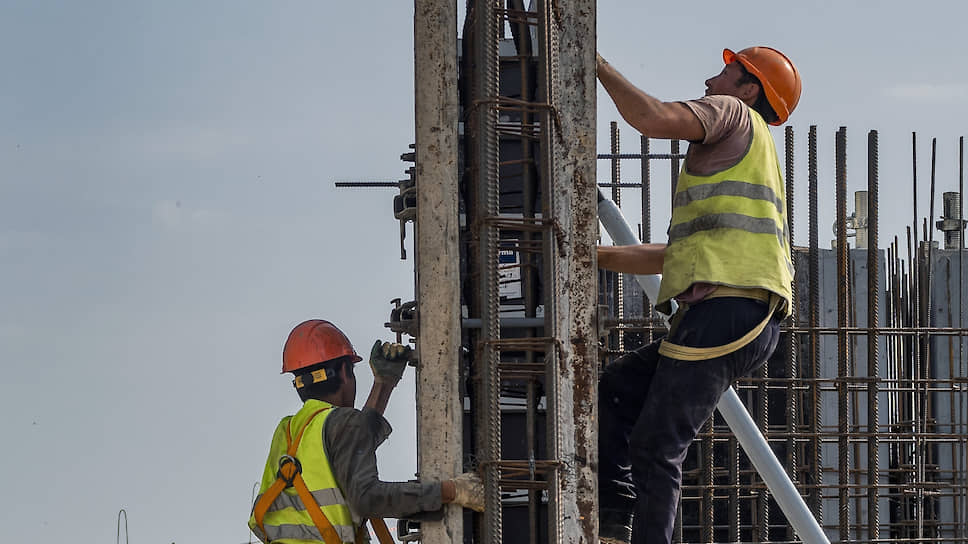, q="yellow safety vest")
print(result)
[657,106,793,318]
[248,399,363,543]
